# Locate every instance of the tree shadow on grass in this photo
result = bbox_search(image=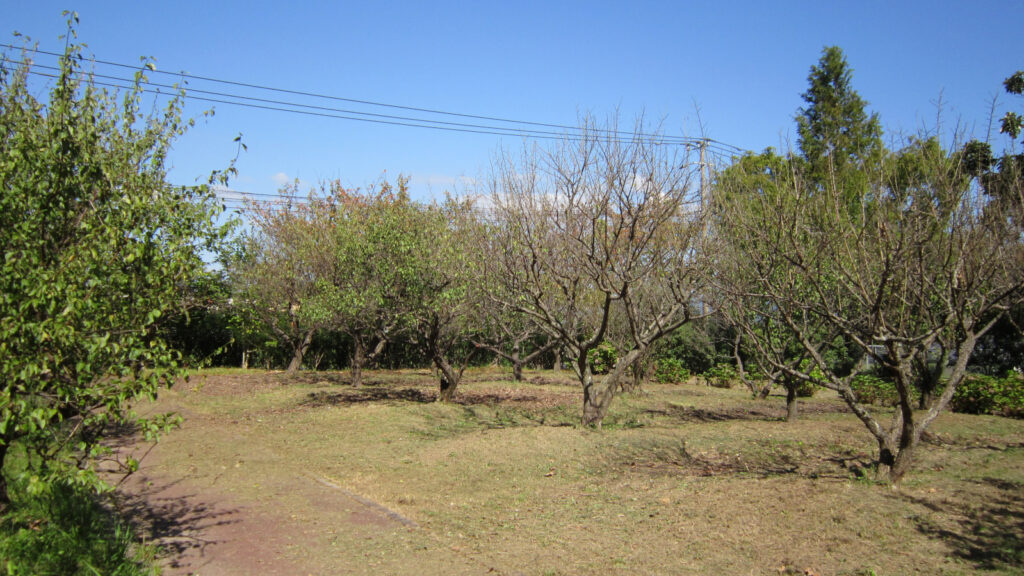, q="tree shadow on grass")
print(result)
[905,477,1024,571]
[647,405,784,423]
[302,386,574,410]
[114,475,241,570]
[646,400,851,425]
